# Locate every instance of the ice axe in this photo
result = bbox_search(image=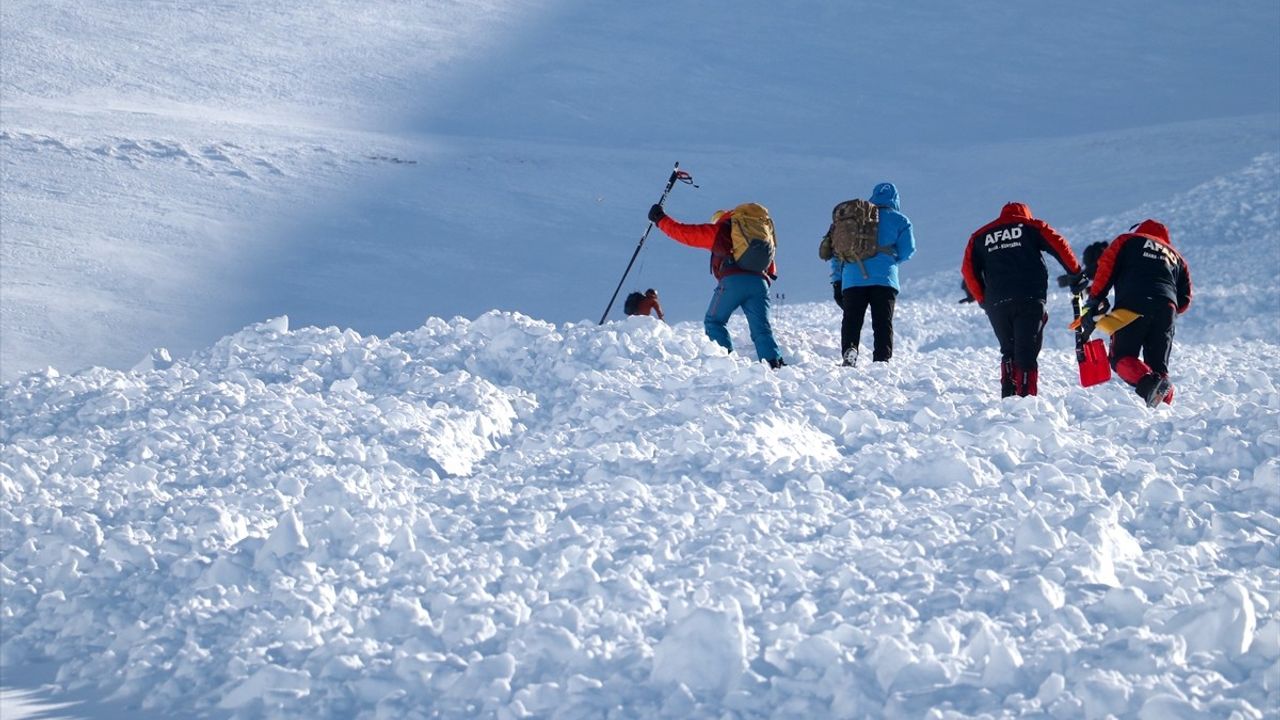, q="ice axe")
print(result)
[599,162,696,325]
